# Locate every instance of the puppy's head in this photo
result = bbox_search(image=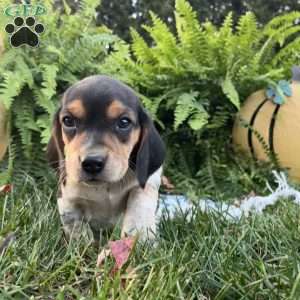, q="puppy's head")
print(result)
[47,76,165,188]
